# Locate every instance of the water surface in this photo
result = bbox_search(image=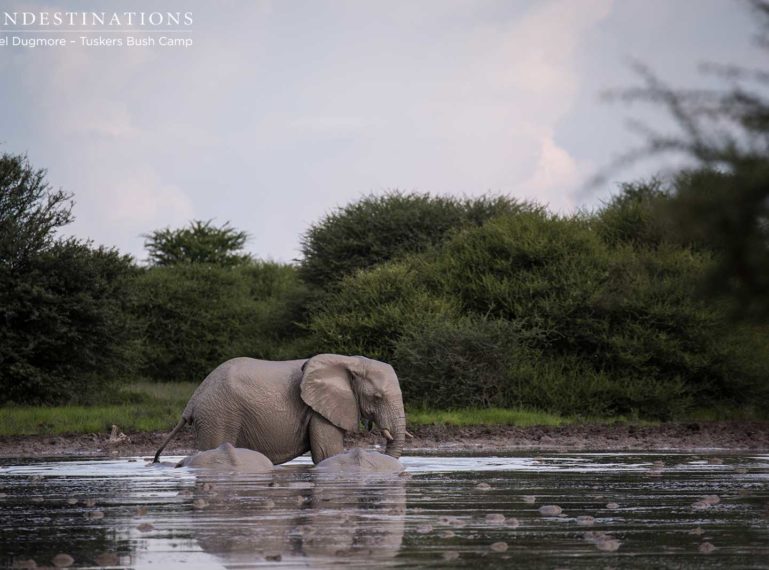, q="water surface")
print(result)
[1,452,767,568]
